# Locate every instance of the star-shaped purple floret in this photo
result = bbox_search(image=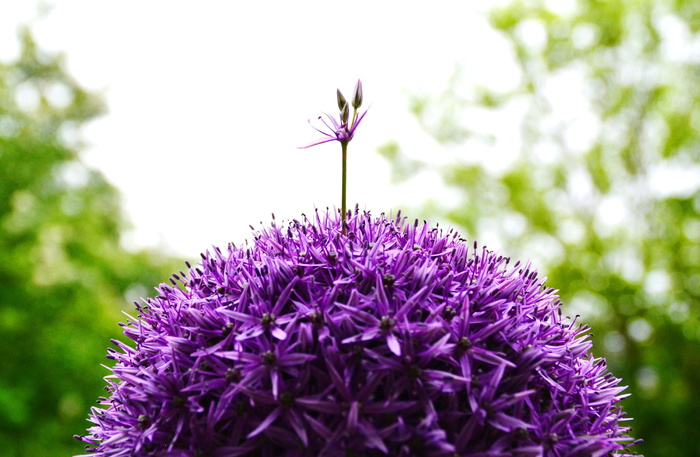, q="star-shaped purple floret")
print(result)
[299,108,369,149]
[299,79,368,149]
